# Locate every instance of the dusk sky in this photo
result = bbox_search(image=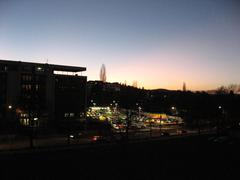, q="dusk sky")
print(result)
[0,0,239,90]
